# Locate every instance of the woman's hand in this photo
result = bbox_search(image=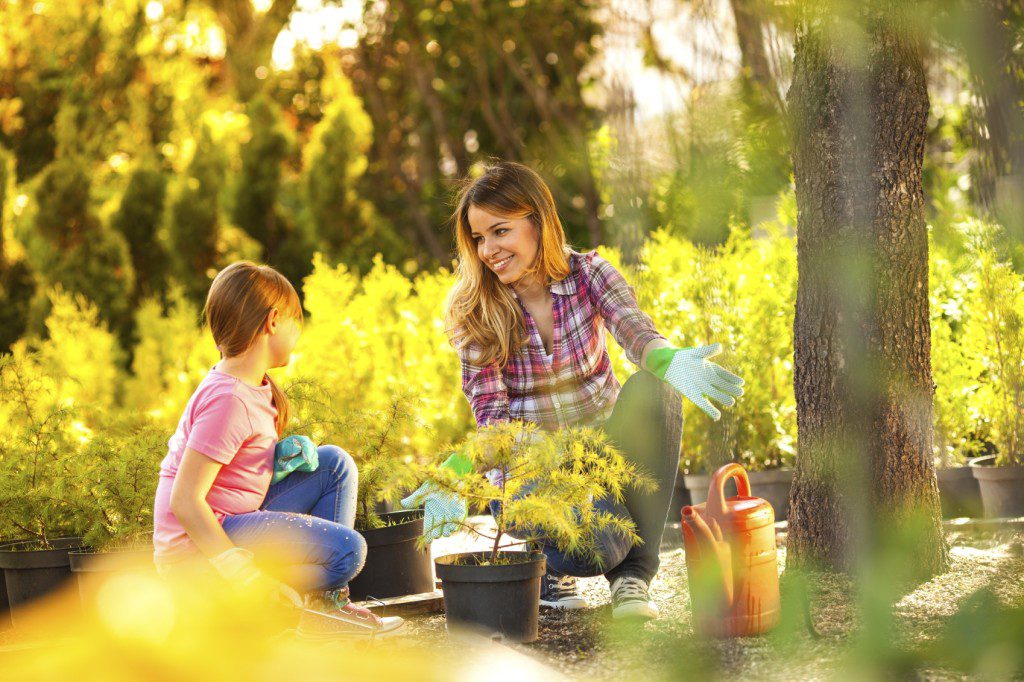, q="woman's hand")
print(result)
[645,343,745,420]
